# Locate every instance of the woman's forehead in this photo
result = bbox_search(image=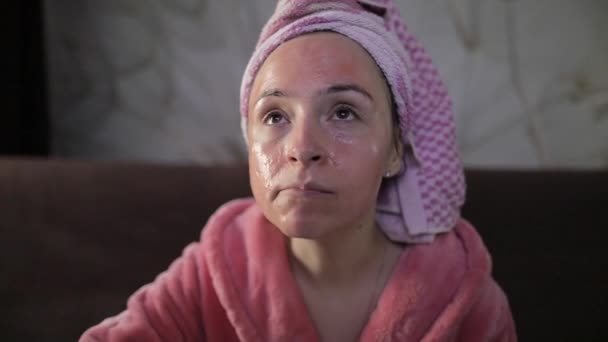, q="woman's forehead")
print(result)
[251,32,389,101]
